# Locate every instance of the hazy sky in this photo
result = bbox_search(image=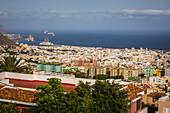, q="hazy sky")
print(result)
[0,0,170,31]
